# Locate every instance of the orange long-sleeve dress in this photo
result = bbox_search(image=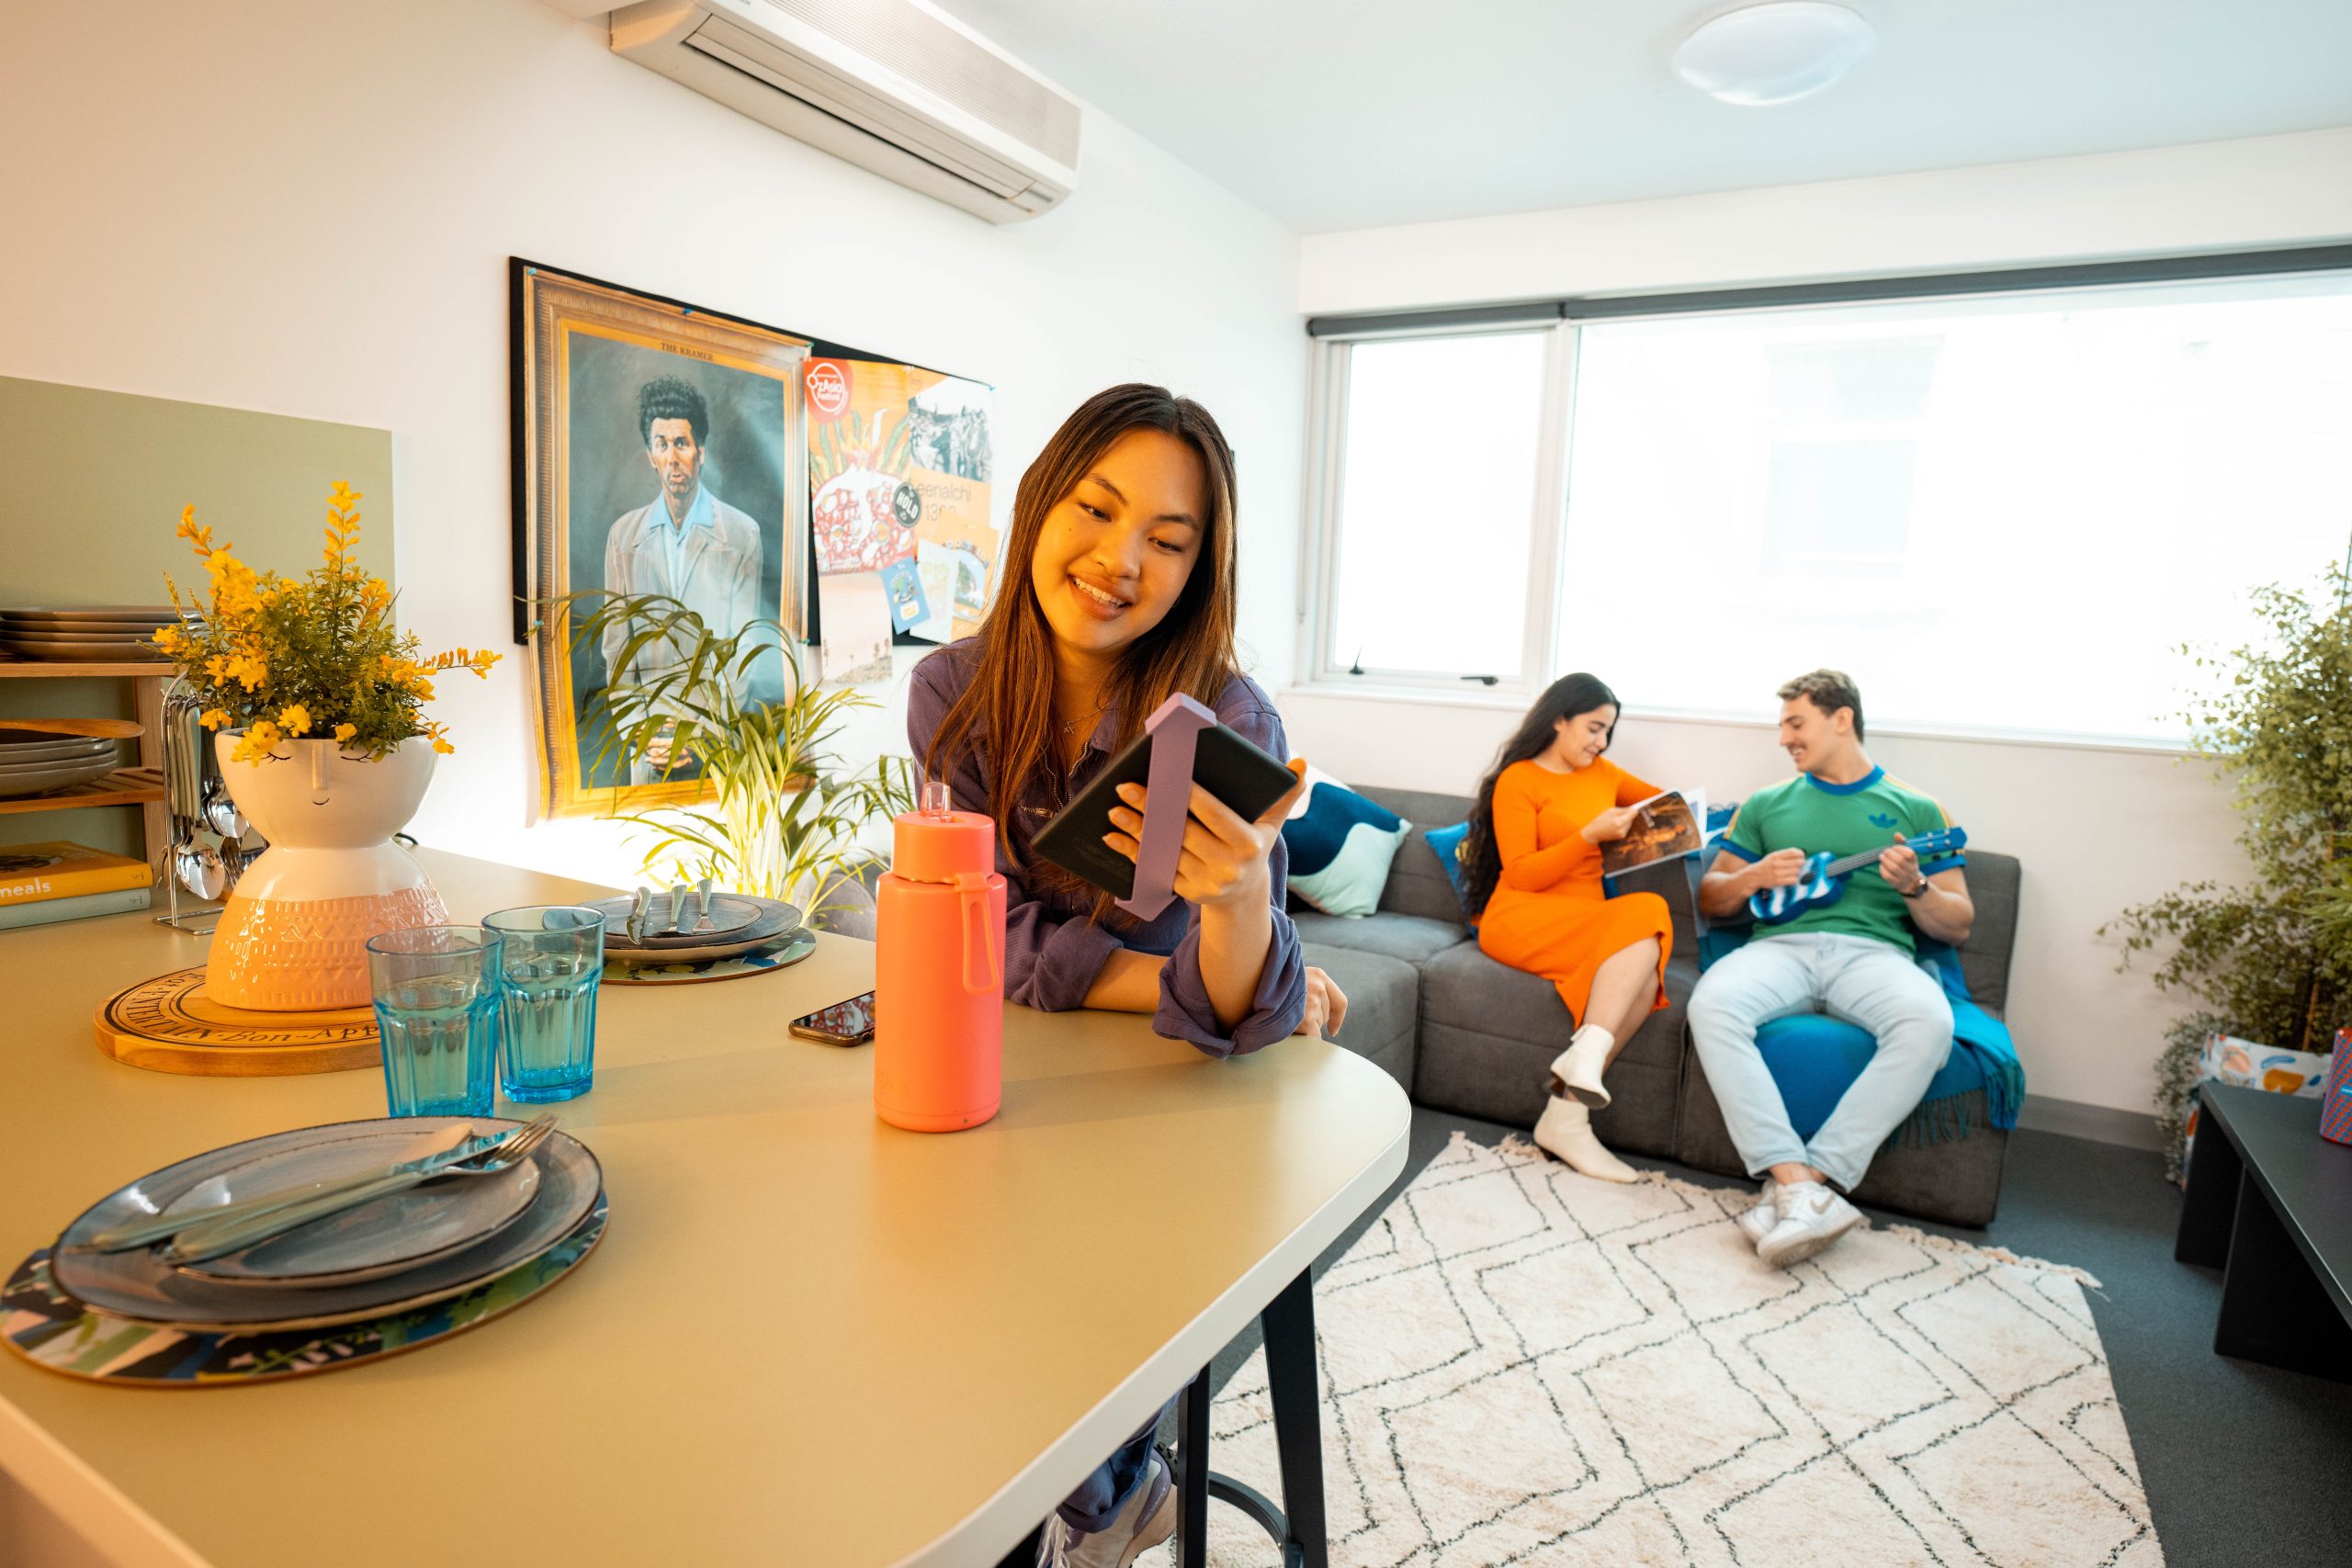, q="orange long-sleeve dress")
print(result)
[1476,757,1673,1023]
